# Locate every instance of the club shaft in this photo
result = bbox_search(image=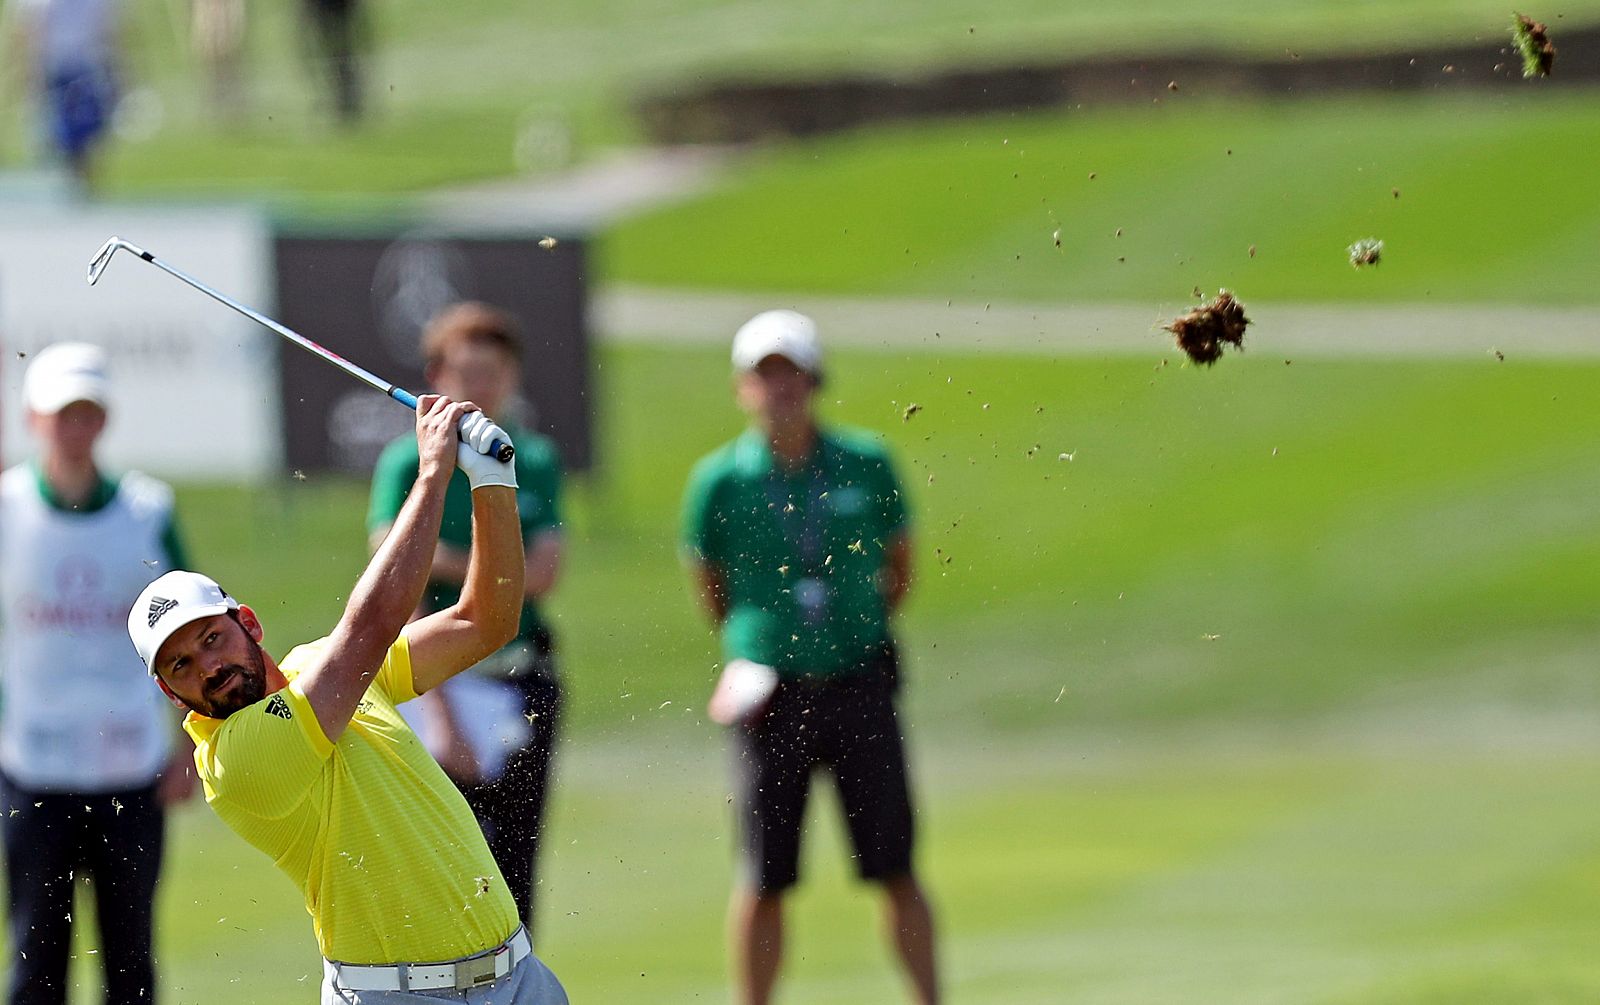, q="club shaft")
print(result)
[103,241,512,462]
[142,253,403,402]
